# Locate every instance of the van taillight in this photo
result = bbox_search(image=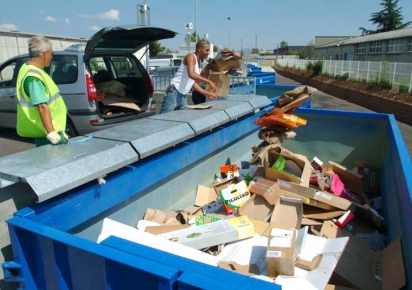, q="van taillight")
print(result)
[86,74,97,102]
[144,71,154,93]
